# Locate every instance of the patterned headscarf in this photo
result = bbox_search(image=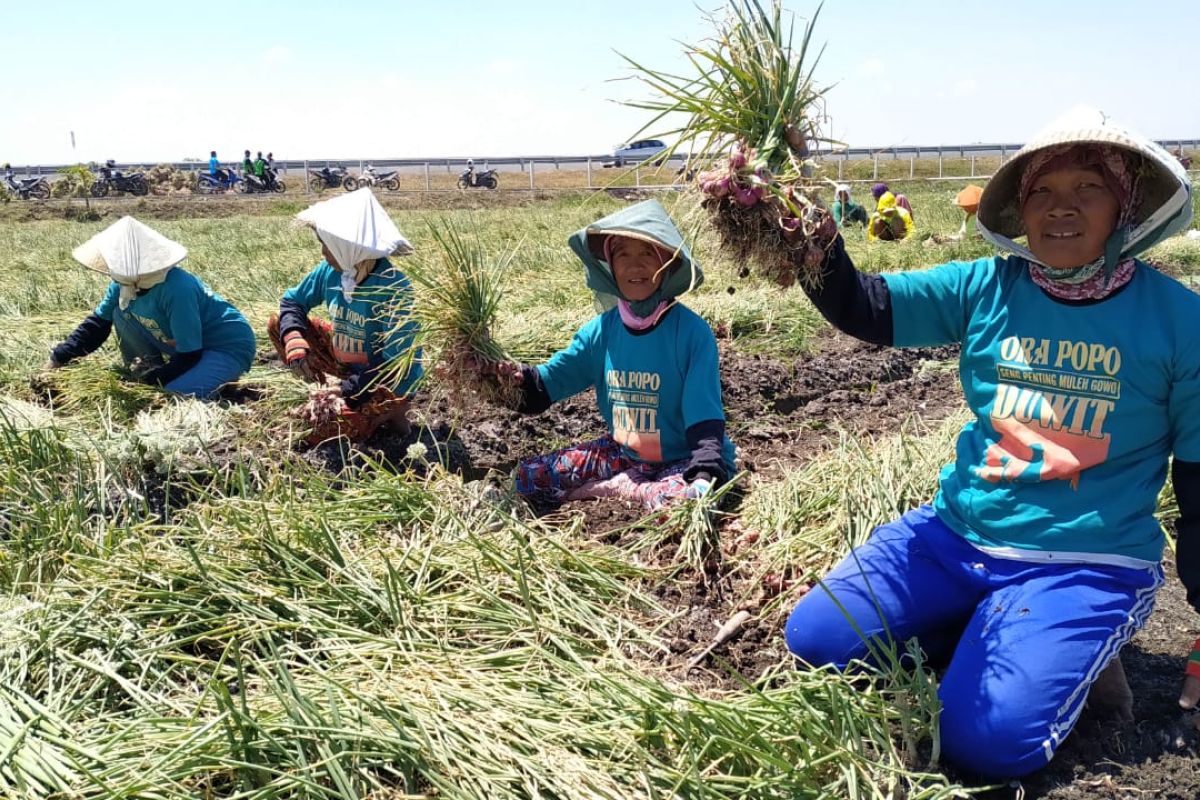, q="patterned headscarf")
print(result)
[1018,143,1141,300]
[1018,144,1137,225]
